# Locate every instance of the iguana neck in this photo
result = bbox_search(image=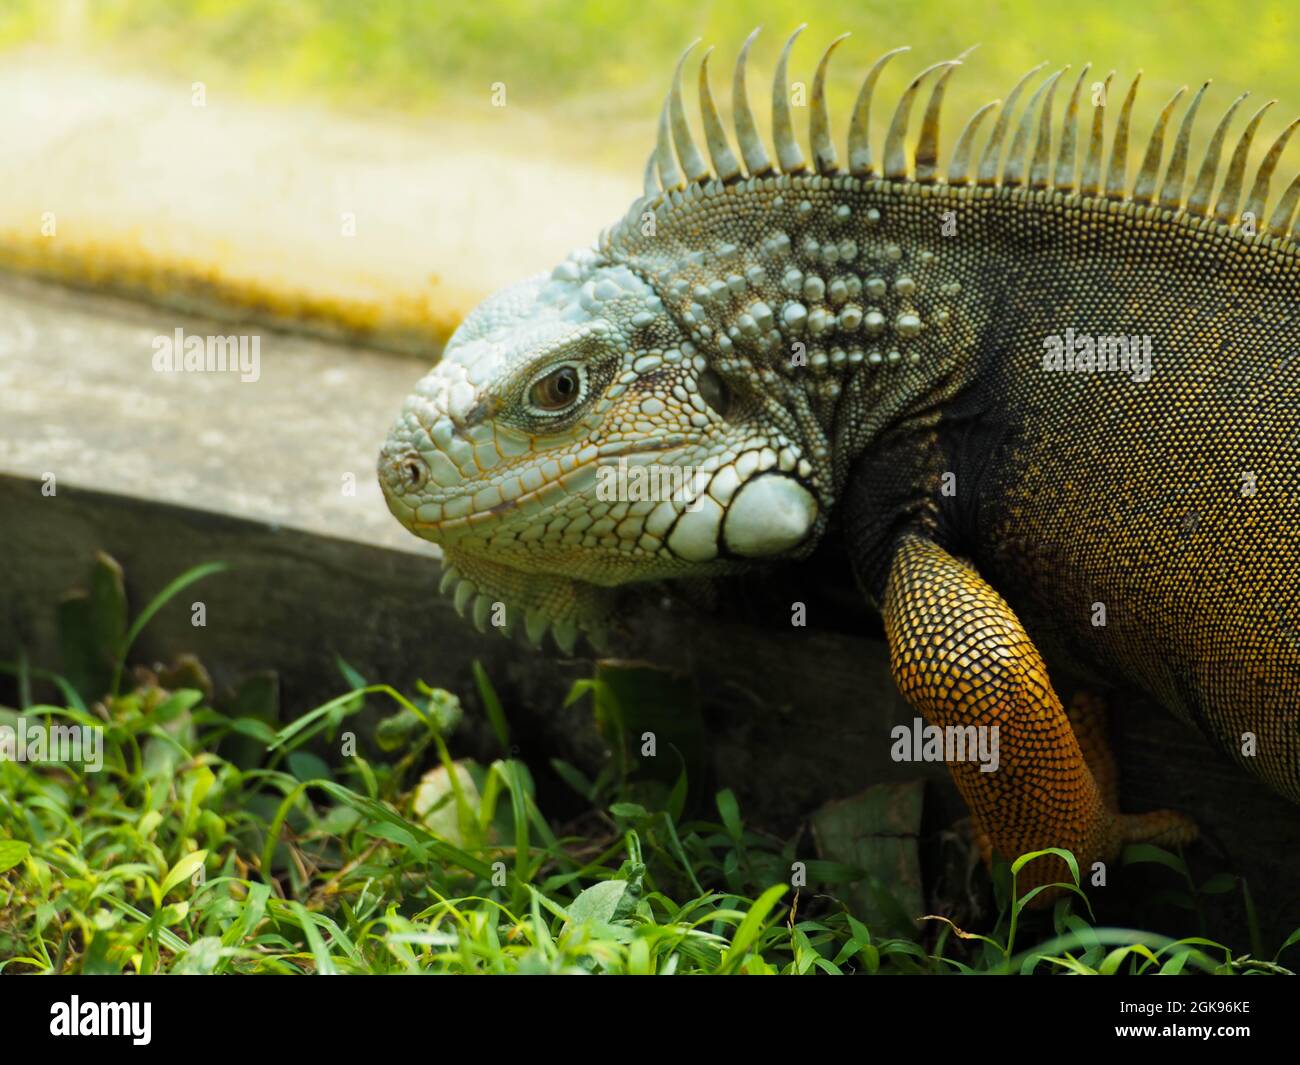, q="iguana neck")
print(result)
[604,175,1018,509]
